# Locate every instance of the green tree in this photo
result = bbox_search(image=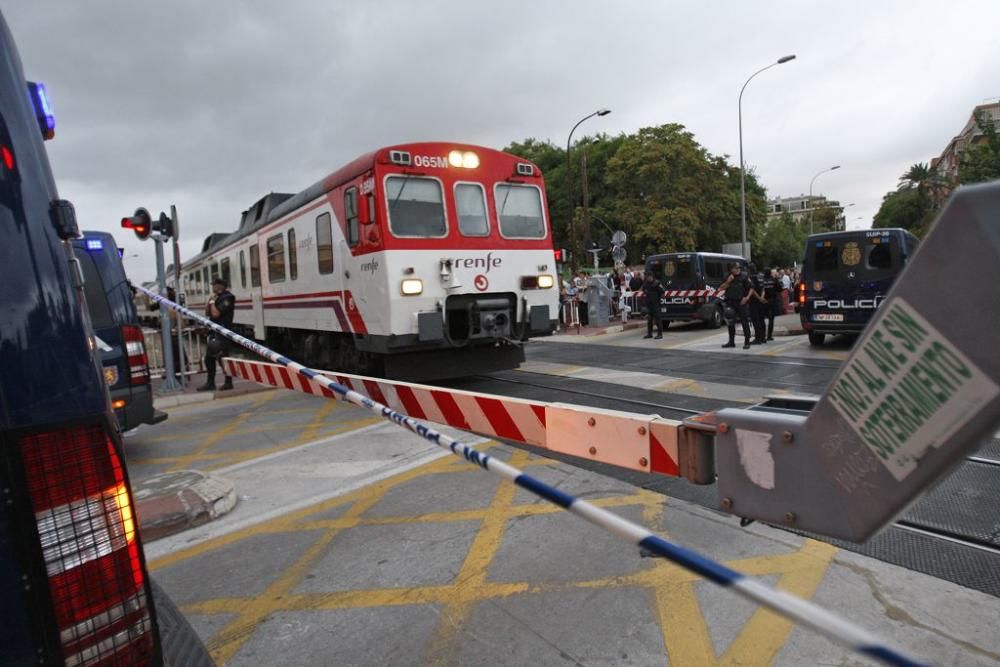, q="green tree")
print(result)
[504,138,569,243]
[754,212,806,268]
[959,110,1000,184]
[872,188,932,236]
